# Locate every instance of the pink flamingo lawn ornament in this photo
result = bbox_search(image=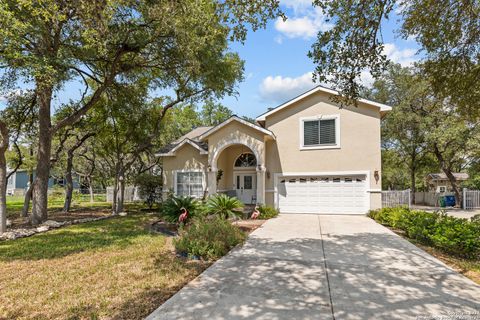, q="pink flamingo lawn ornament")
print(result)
[178,207,188,223]
[250,206,260,220]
